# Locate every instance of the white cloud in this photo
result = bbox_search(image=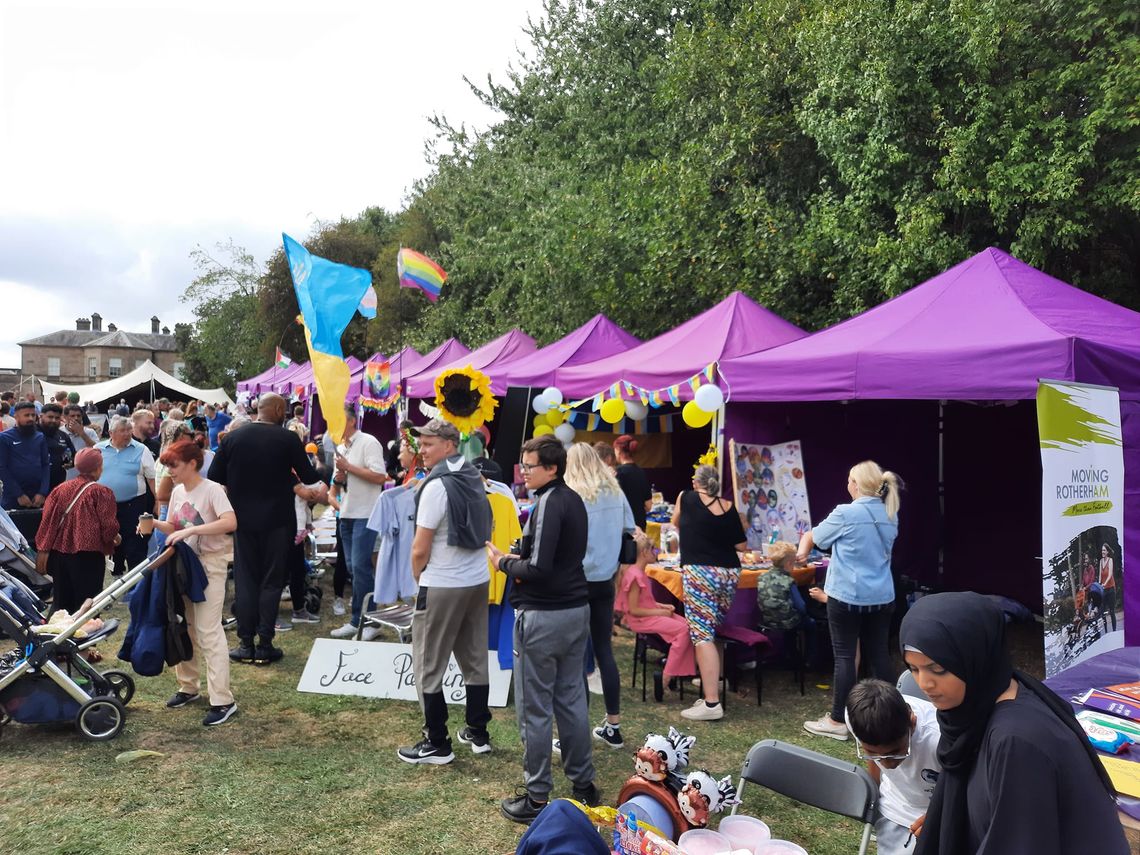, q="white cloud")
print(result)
[0,0,541,369]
